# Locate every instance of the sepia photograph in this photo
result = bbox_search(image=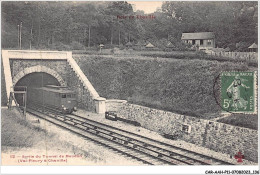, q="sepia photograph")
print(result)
[1,1,259,174]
